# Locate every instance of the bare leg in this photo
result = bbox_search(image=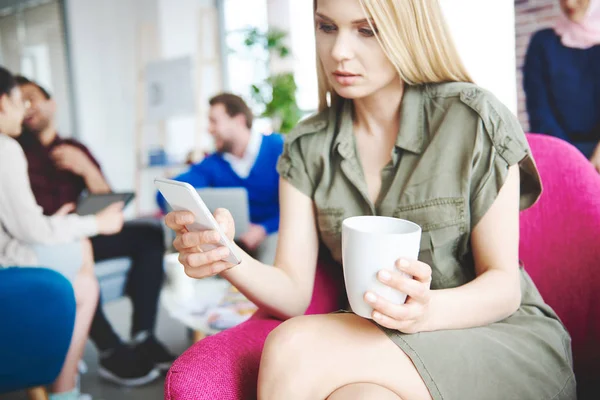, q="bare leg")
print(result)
[50,239,99,394]
[26,387,48,400]
[257,313,432,400]
[327,383,402,400]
